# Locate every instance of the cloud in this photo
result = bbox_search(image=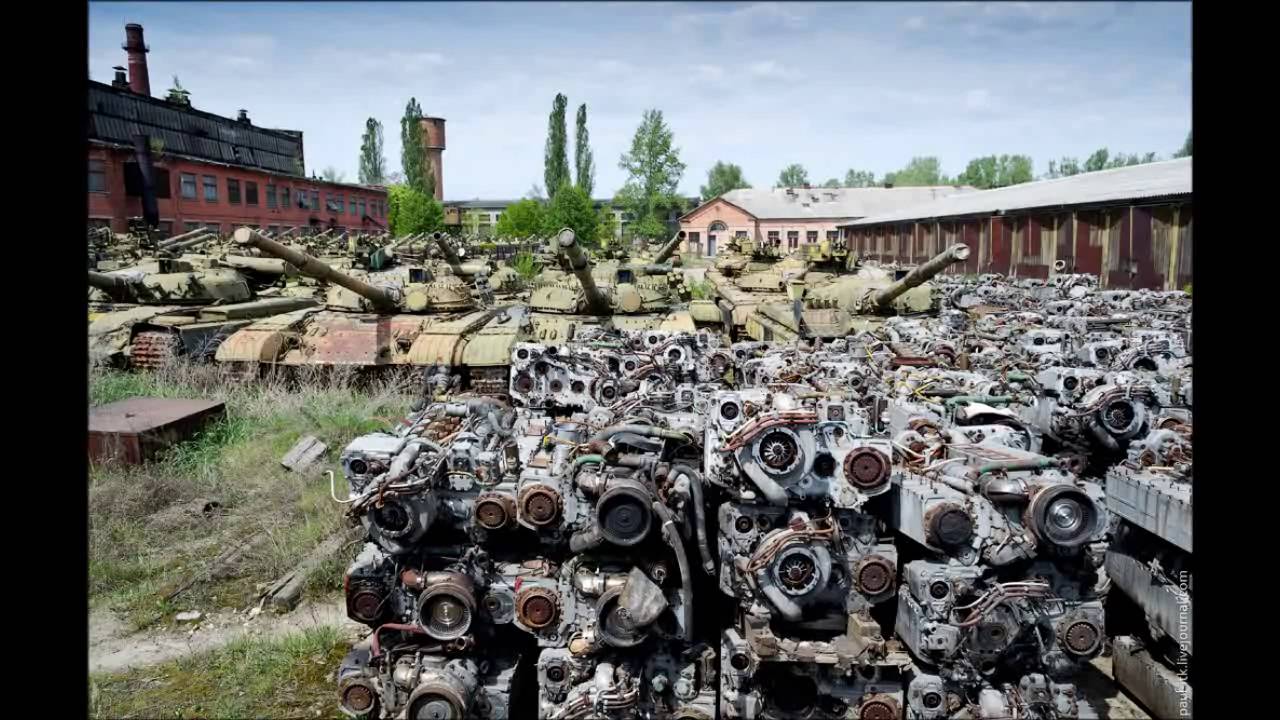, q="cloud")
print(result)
[692,64,725,82]
[670,1,818,36]
[748,60,791,81]
[965,89,991,110]
[904,16,926,31]
[596,59,632,75]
